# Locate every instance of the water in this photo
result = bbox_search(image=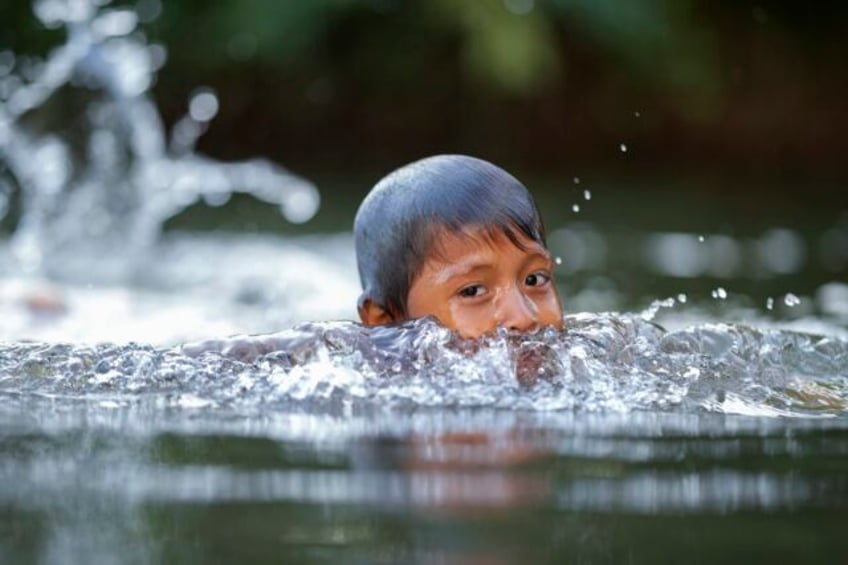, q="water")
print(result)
[0,0,319,281]
[2,1,848,563]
